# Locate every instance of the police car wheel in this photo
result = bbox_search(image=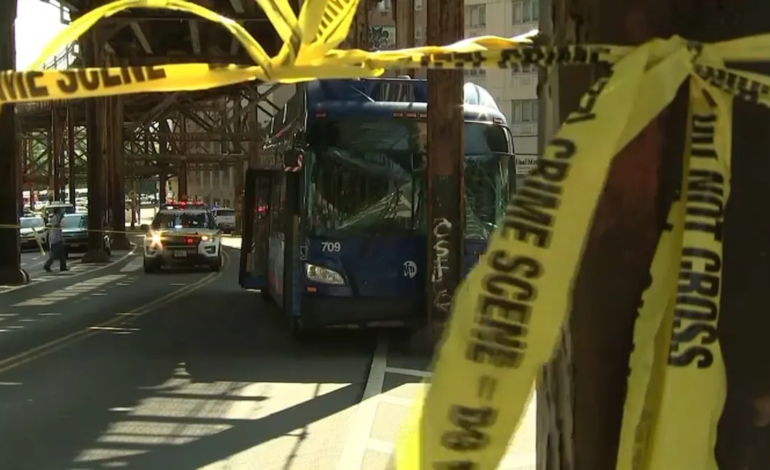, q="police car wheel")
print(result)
[143,259,159,273]
[210,255,222,272]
